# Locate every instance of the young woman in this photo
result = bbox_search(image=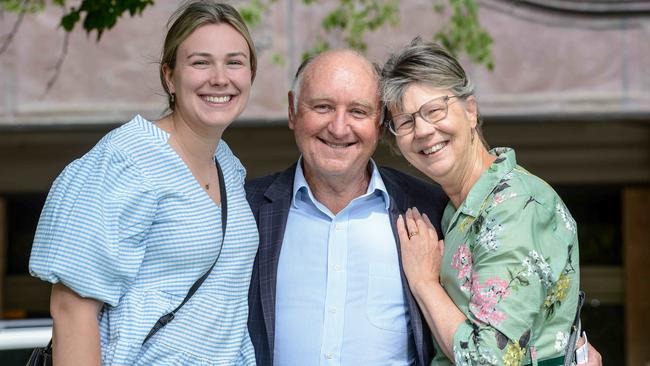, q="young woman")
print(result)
[29,1,259,364]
